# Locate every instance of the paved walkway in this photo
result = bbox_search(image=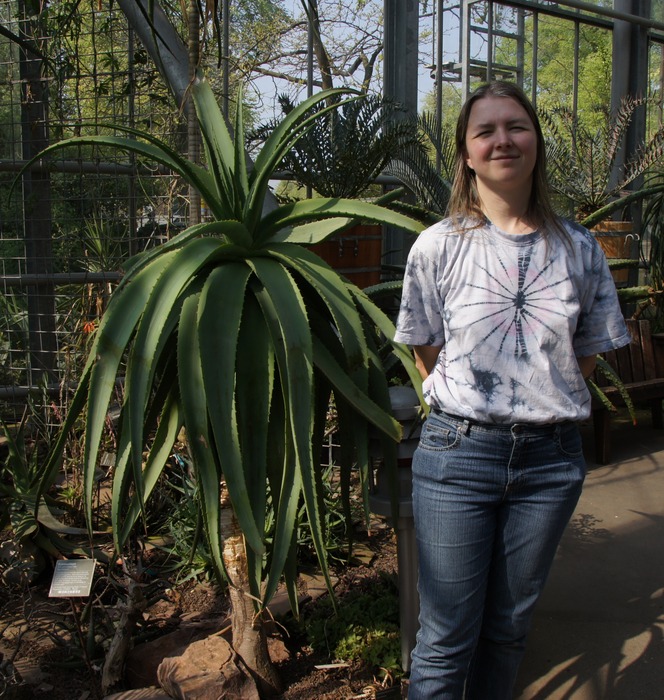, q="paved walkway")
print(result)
[515,411,664,699]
